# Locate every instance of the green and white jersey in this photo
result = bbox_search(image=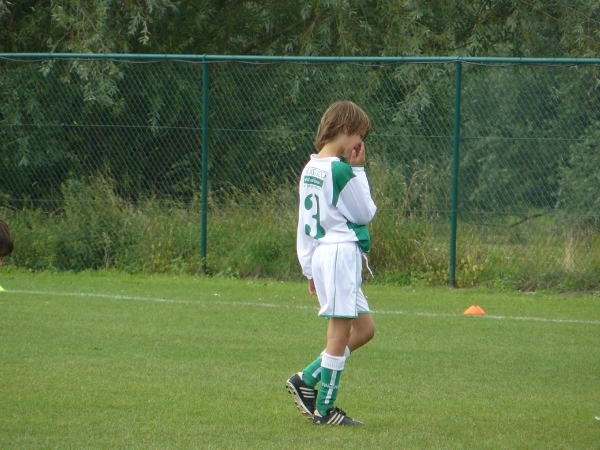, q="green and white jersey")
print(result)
[297,154,377,279]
